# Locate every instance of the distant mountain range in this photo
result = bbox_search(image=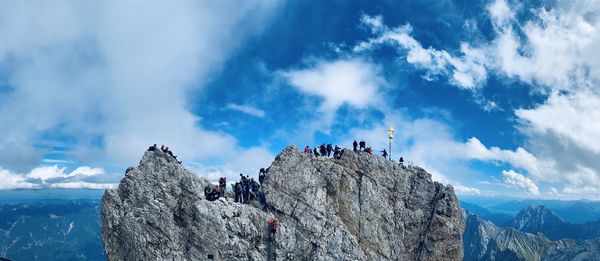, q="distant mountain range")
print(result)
[511,205,600,241]
[463,202,600,260]
[460,201,513,226]
[463,212,600,260]
[0,200,104,261]
[461,198,600,225]
[489,199,600,224]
